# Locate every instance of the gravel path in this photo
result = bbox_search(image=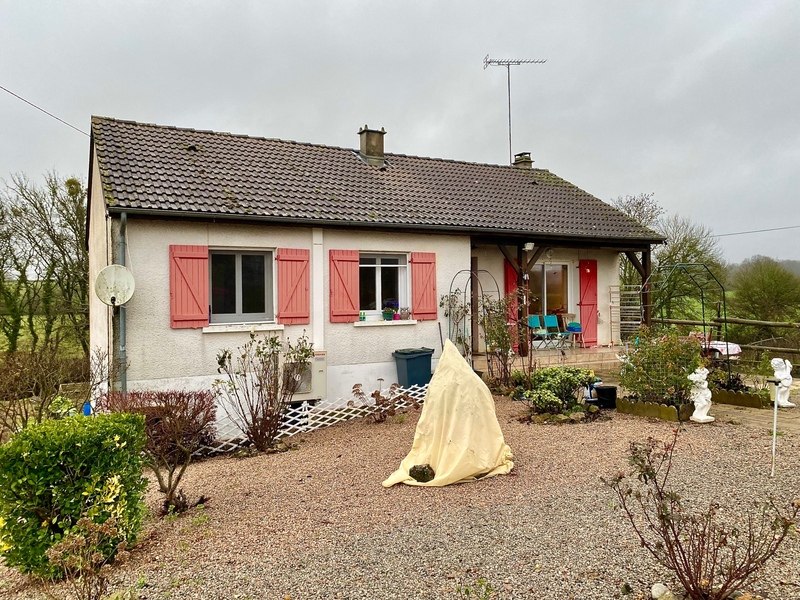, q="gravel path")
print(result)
[2,398,799,600]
